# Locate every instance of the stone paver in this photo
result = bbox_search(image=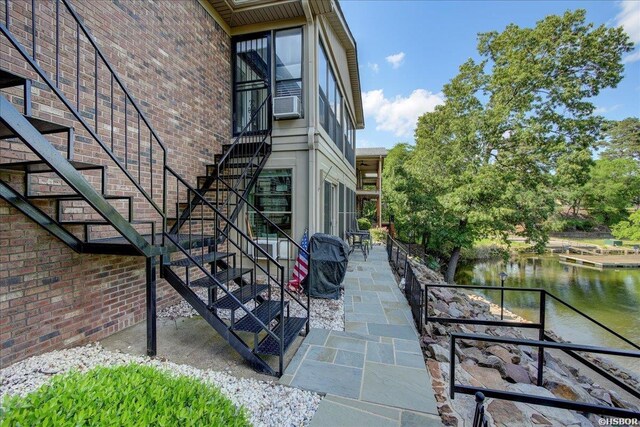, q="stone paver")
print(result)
[281,246,442,426]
